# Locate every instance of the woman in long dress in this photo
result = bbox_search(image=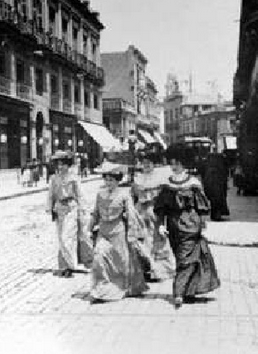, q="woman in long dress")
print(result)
[88,164,148,303]
[132,155,175,281]
[47,151,92,278]
[154,156,220,308]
